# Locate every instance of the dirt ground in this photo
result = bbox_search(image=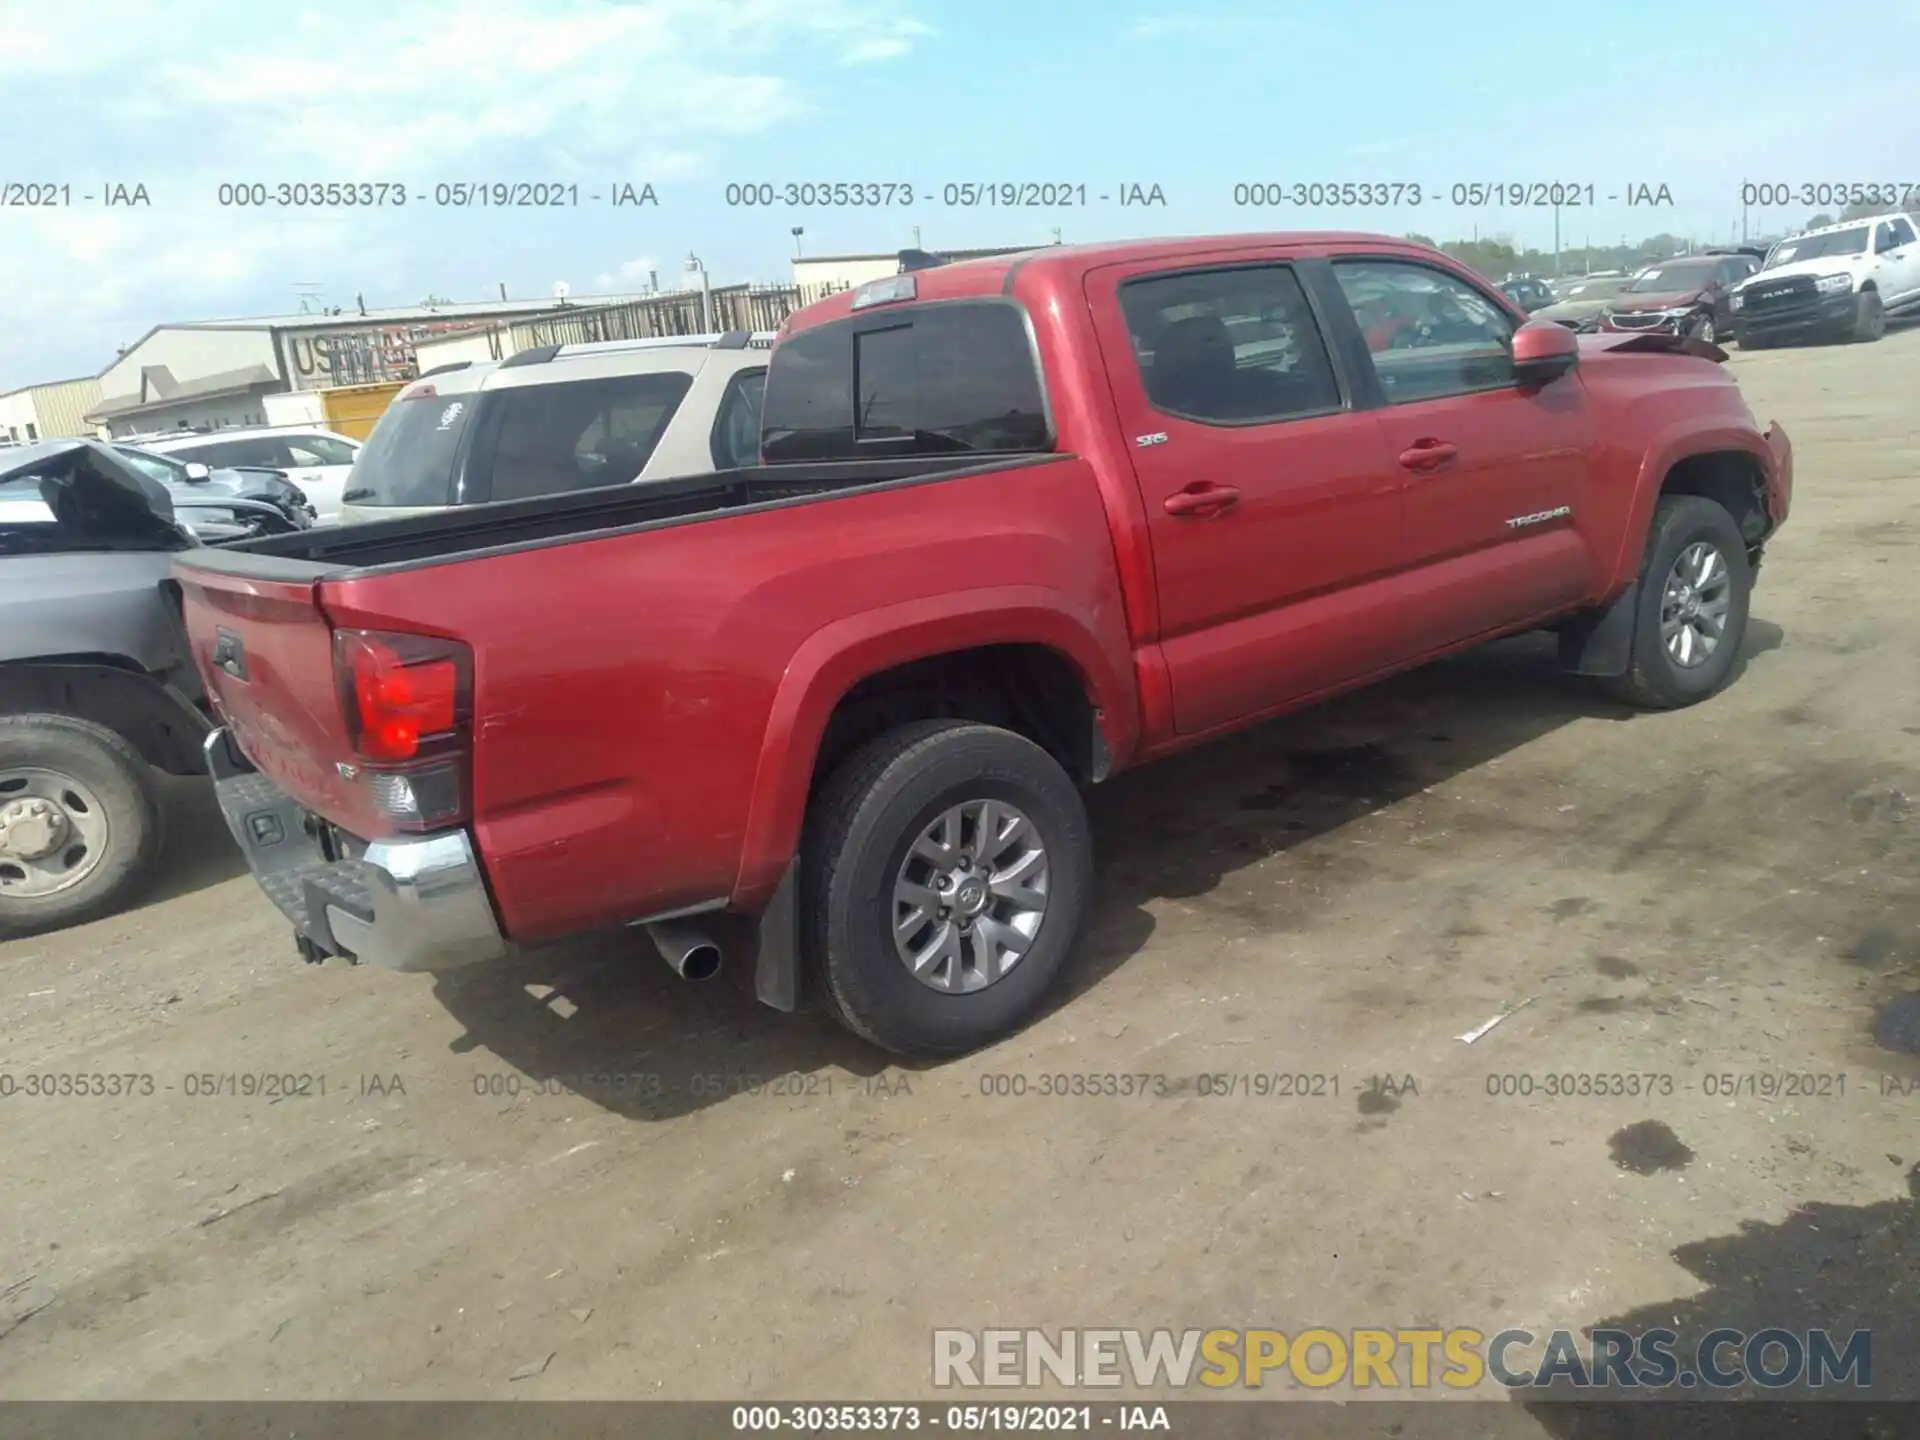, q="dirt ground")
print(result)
[2,330,1917,1421]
